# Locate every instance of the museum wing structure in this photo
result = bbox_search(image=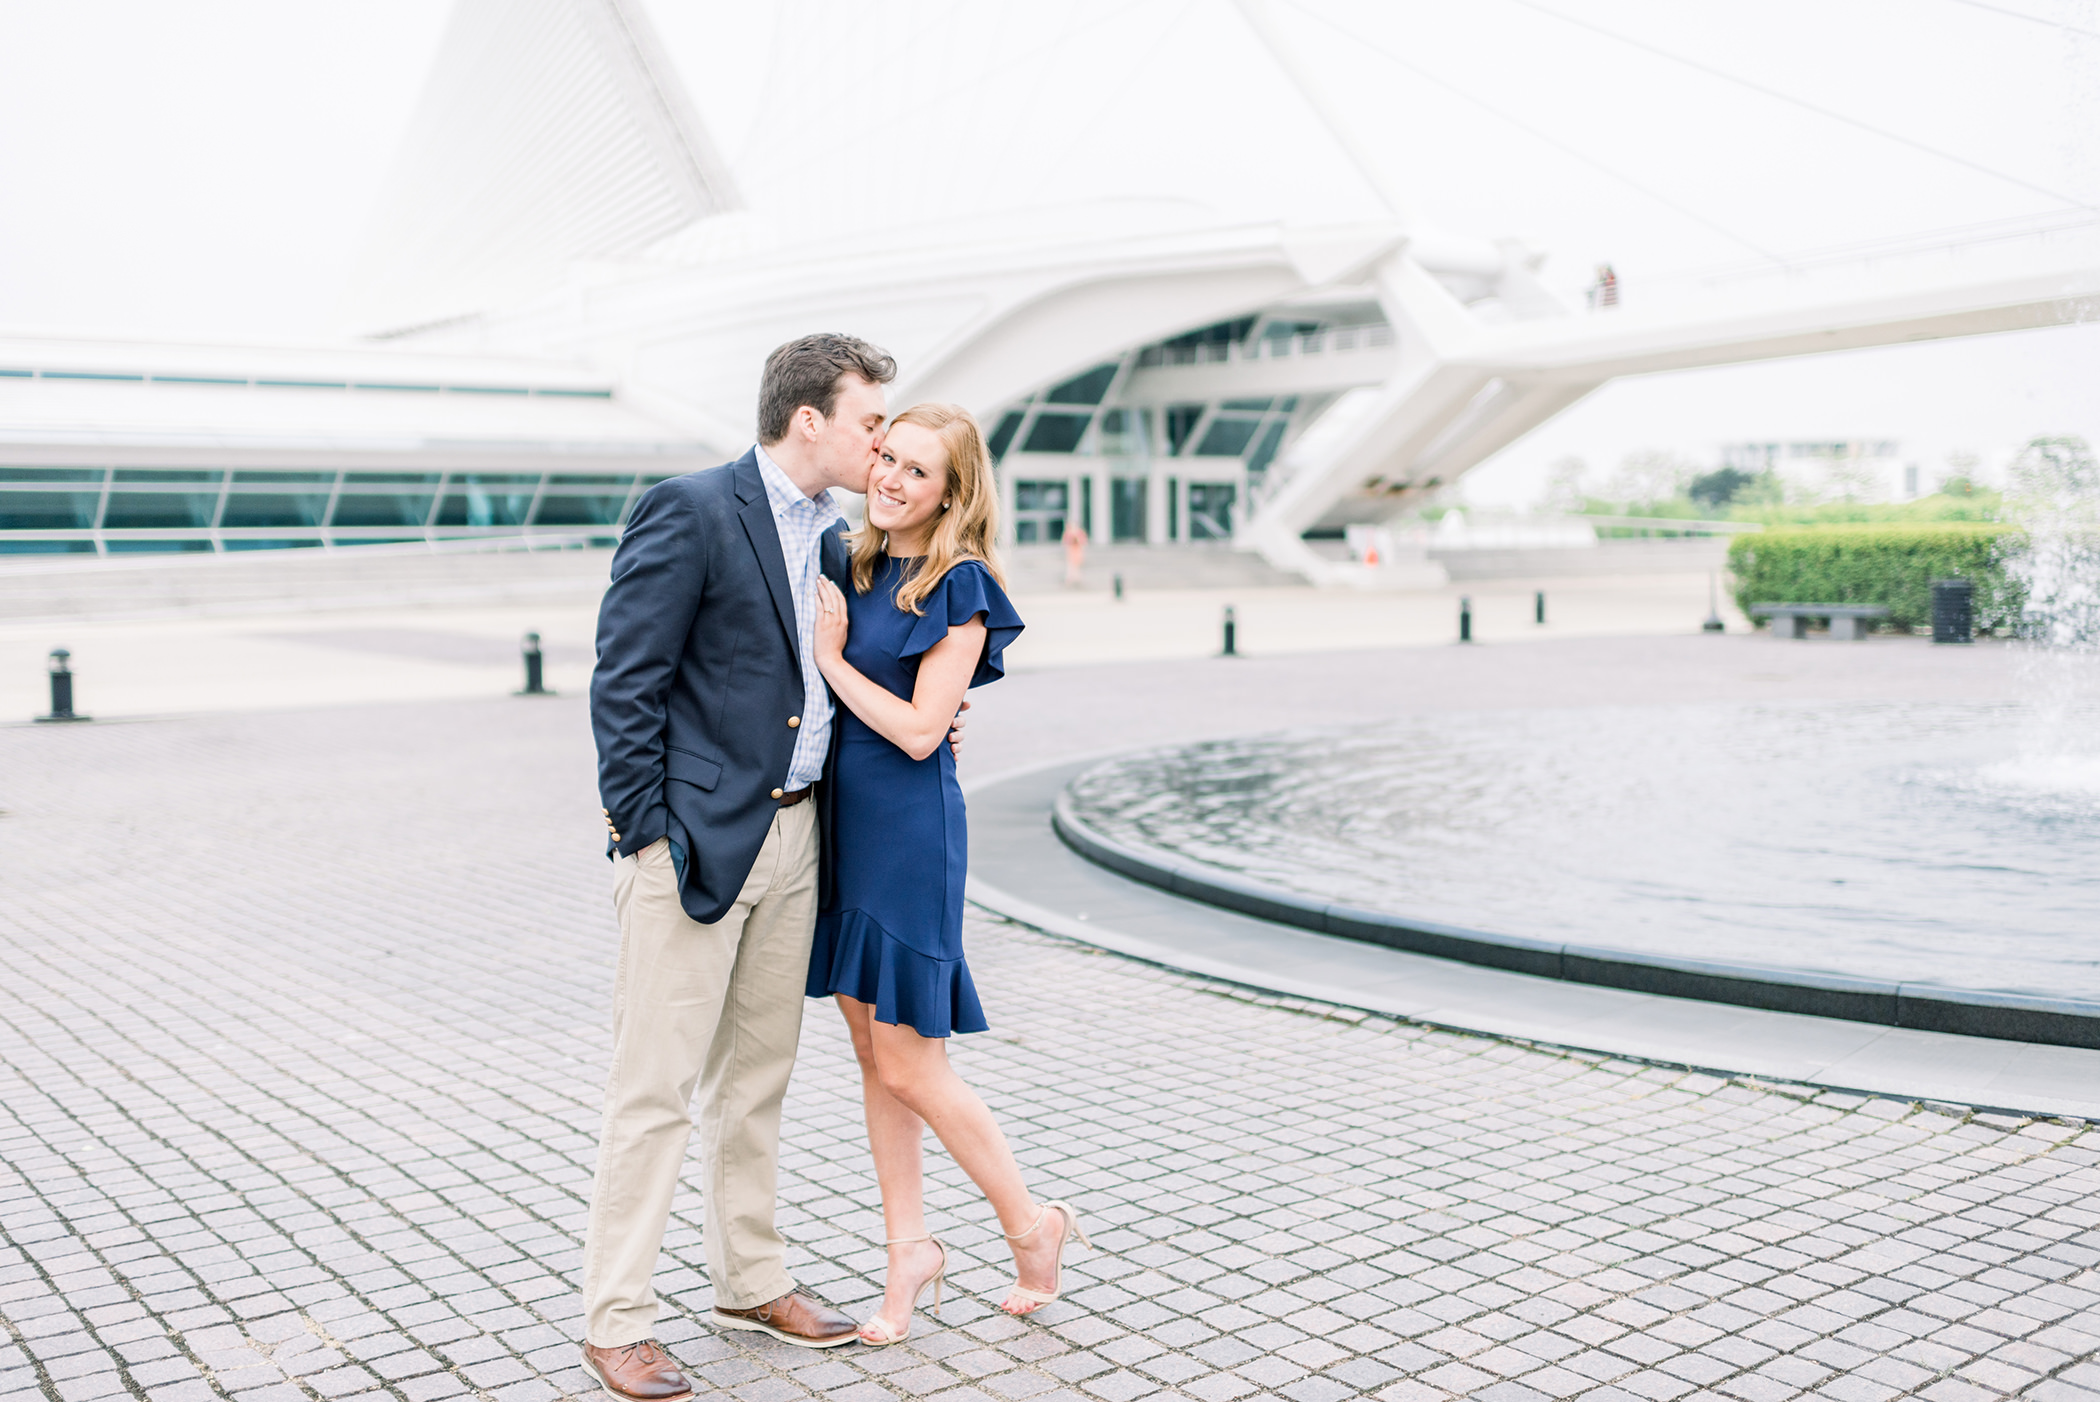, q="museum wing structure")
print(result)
[6,0,2099,577]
